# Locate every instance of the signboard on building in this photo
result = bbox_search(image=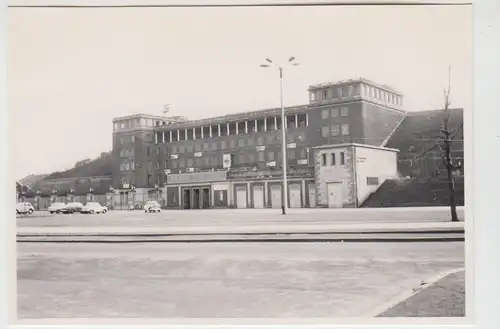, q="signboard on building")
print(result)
[298,159,308,165]
[256,145,266,152]
[223,154,231,168]
[287,143,297,149]
[167,170,227,184]
[213,183,229,191]
[171,154,179,159]
[194,152,202,157]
